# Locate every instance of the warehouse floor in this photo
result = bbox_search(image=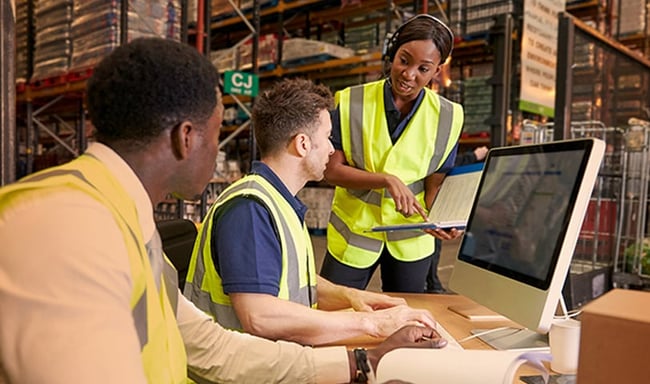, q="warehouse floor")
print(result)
[311,234,462,293]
